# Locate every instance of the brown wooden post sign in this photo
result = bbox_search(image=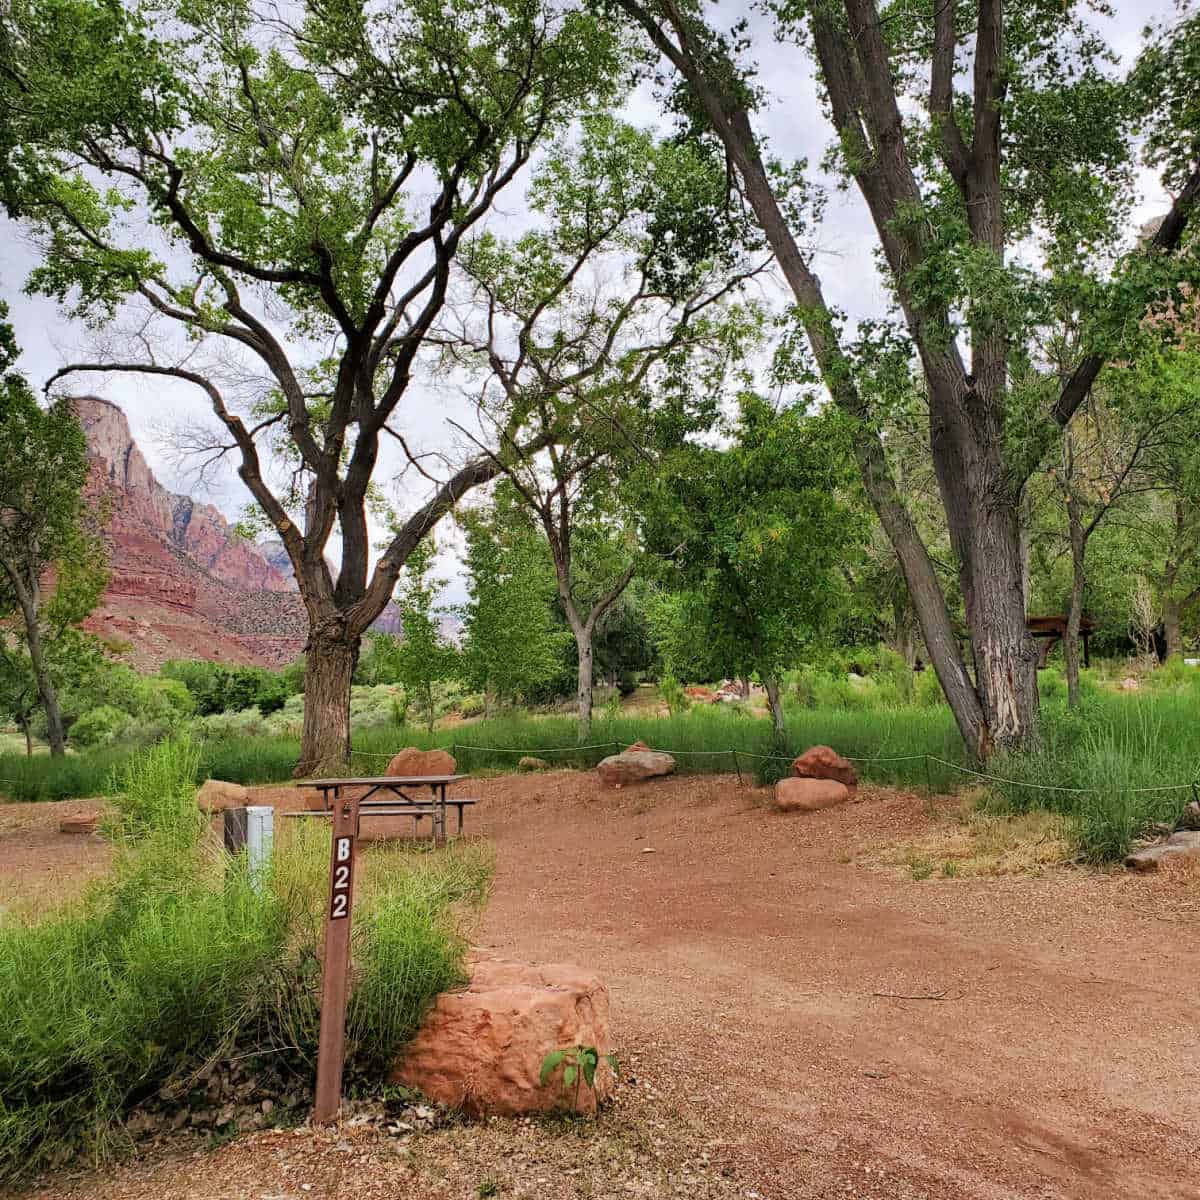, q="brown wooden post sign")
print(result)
[313,793,360,1124]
